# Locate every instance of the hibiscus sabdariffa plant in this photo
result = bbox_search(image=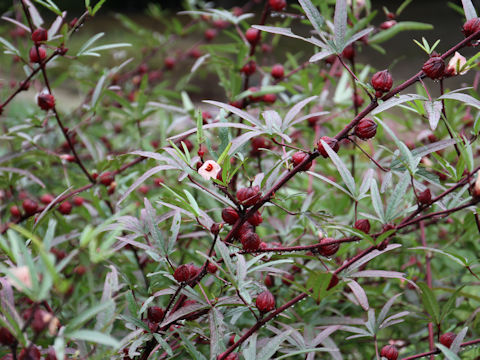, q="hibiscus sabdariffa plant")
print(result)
[0,0,480,359]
